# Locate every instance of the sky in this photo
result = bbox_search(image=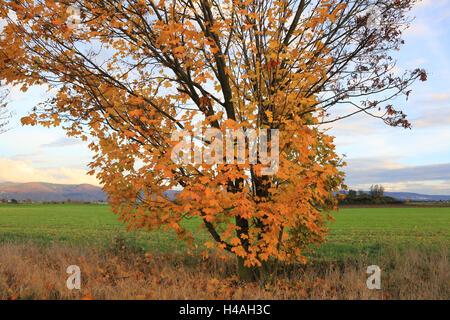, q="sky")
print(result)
[0,0,450,195]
